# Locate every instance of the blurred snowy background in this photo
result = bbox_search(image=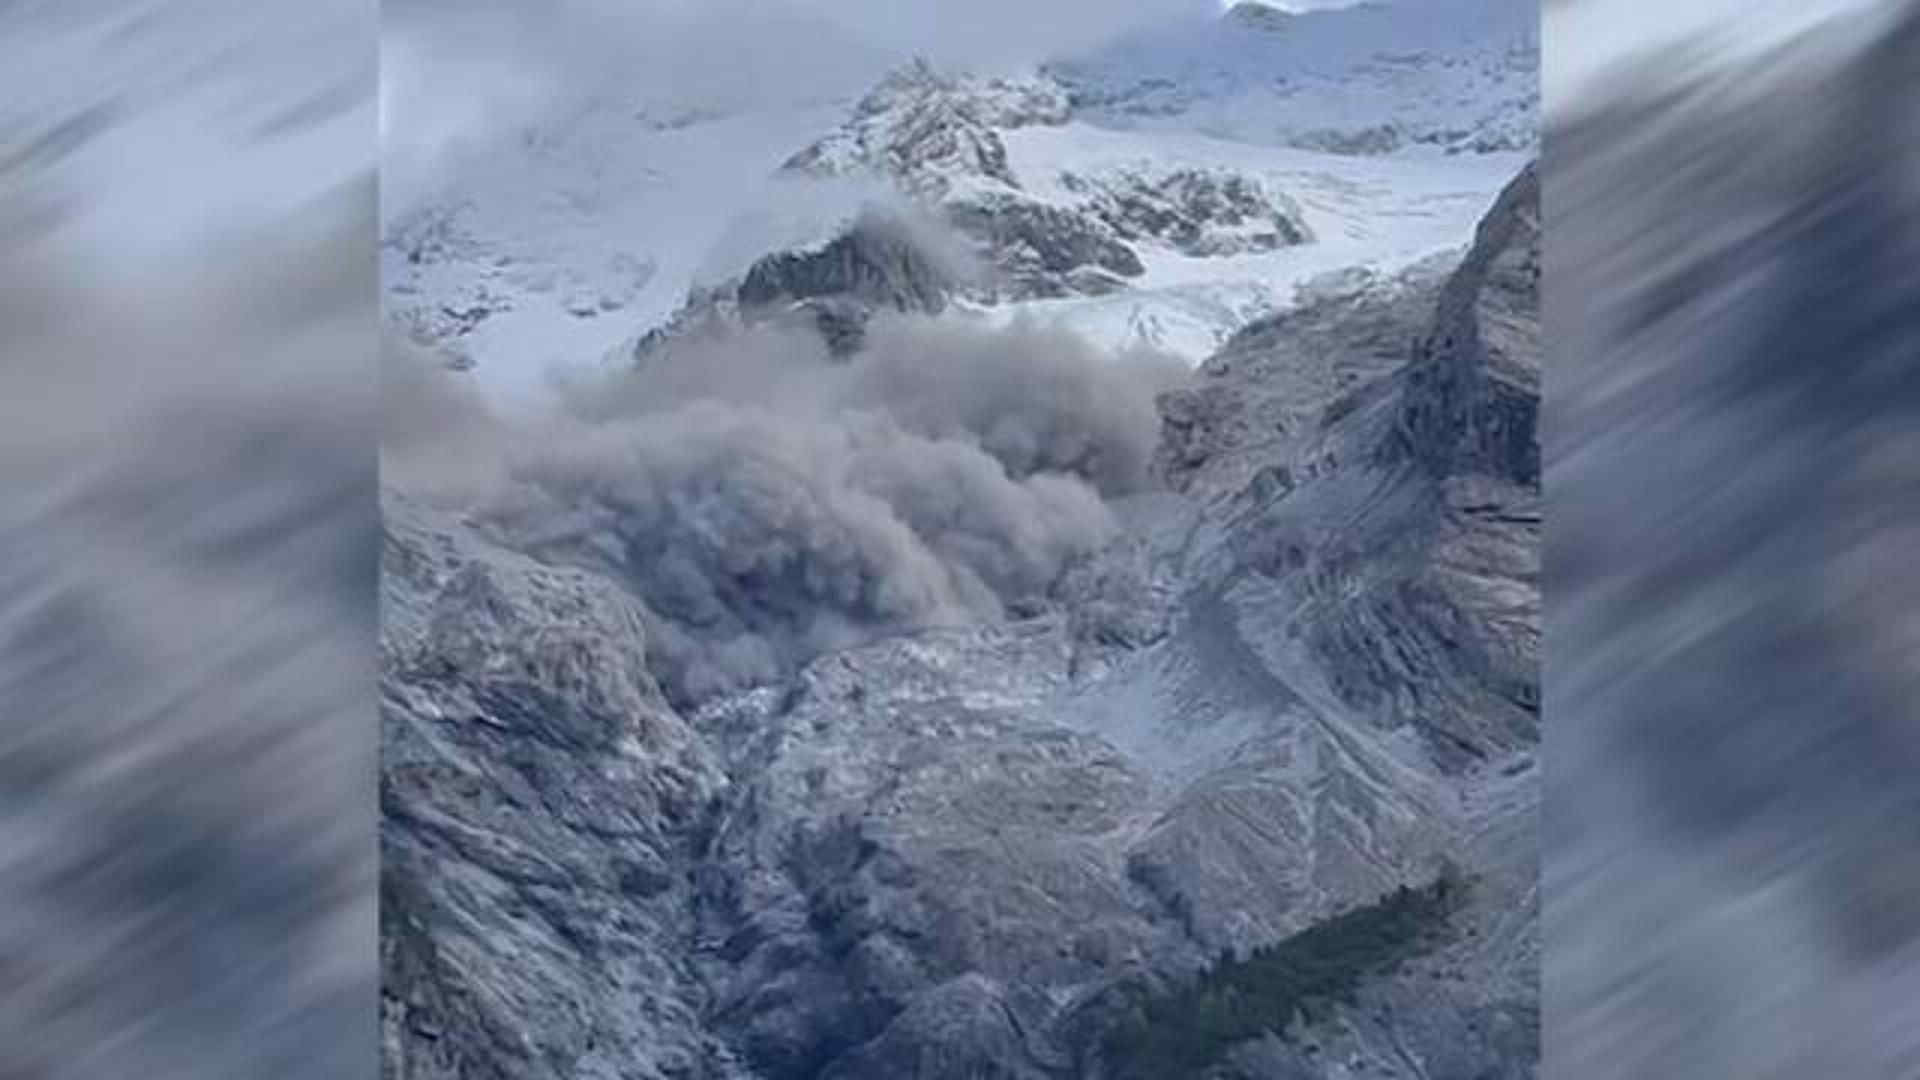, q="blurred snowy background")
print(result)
[0,0,378,1077]
[1544,1,1920,1076]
